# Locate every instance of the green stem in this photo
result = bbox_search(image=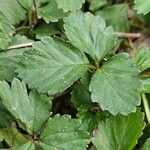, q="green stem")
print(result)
[142,94,150,123]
